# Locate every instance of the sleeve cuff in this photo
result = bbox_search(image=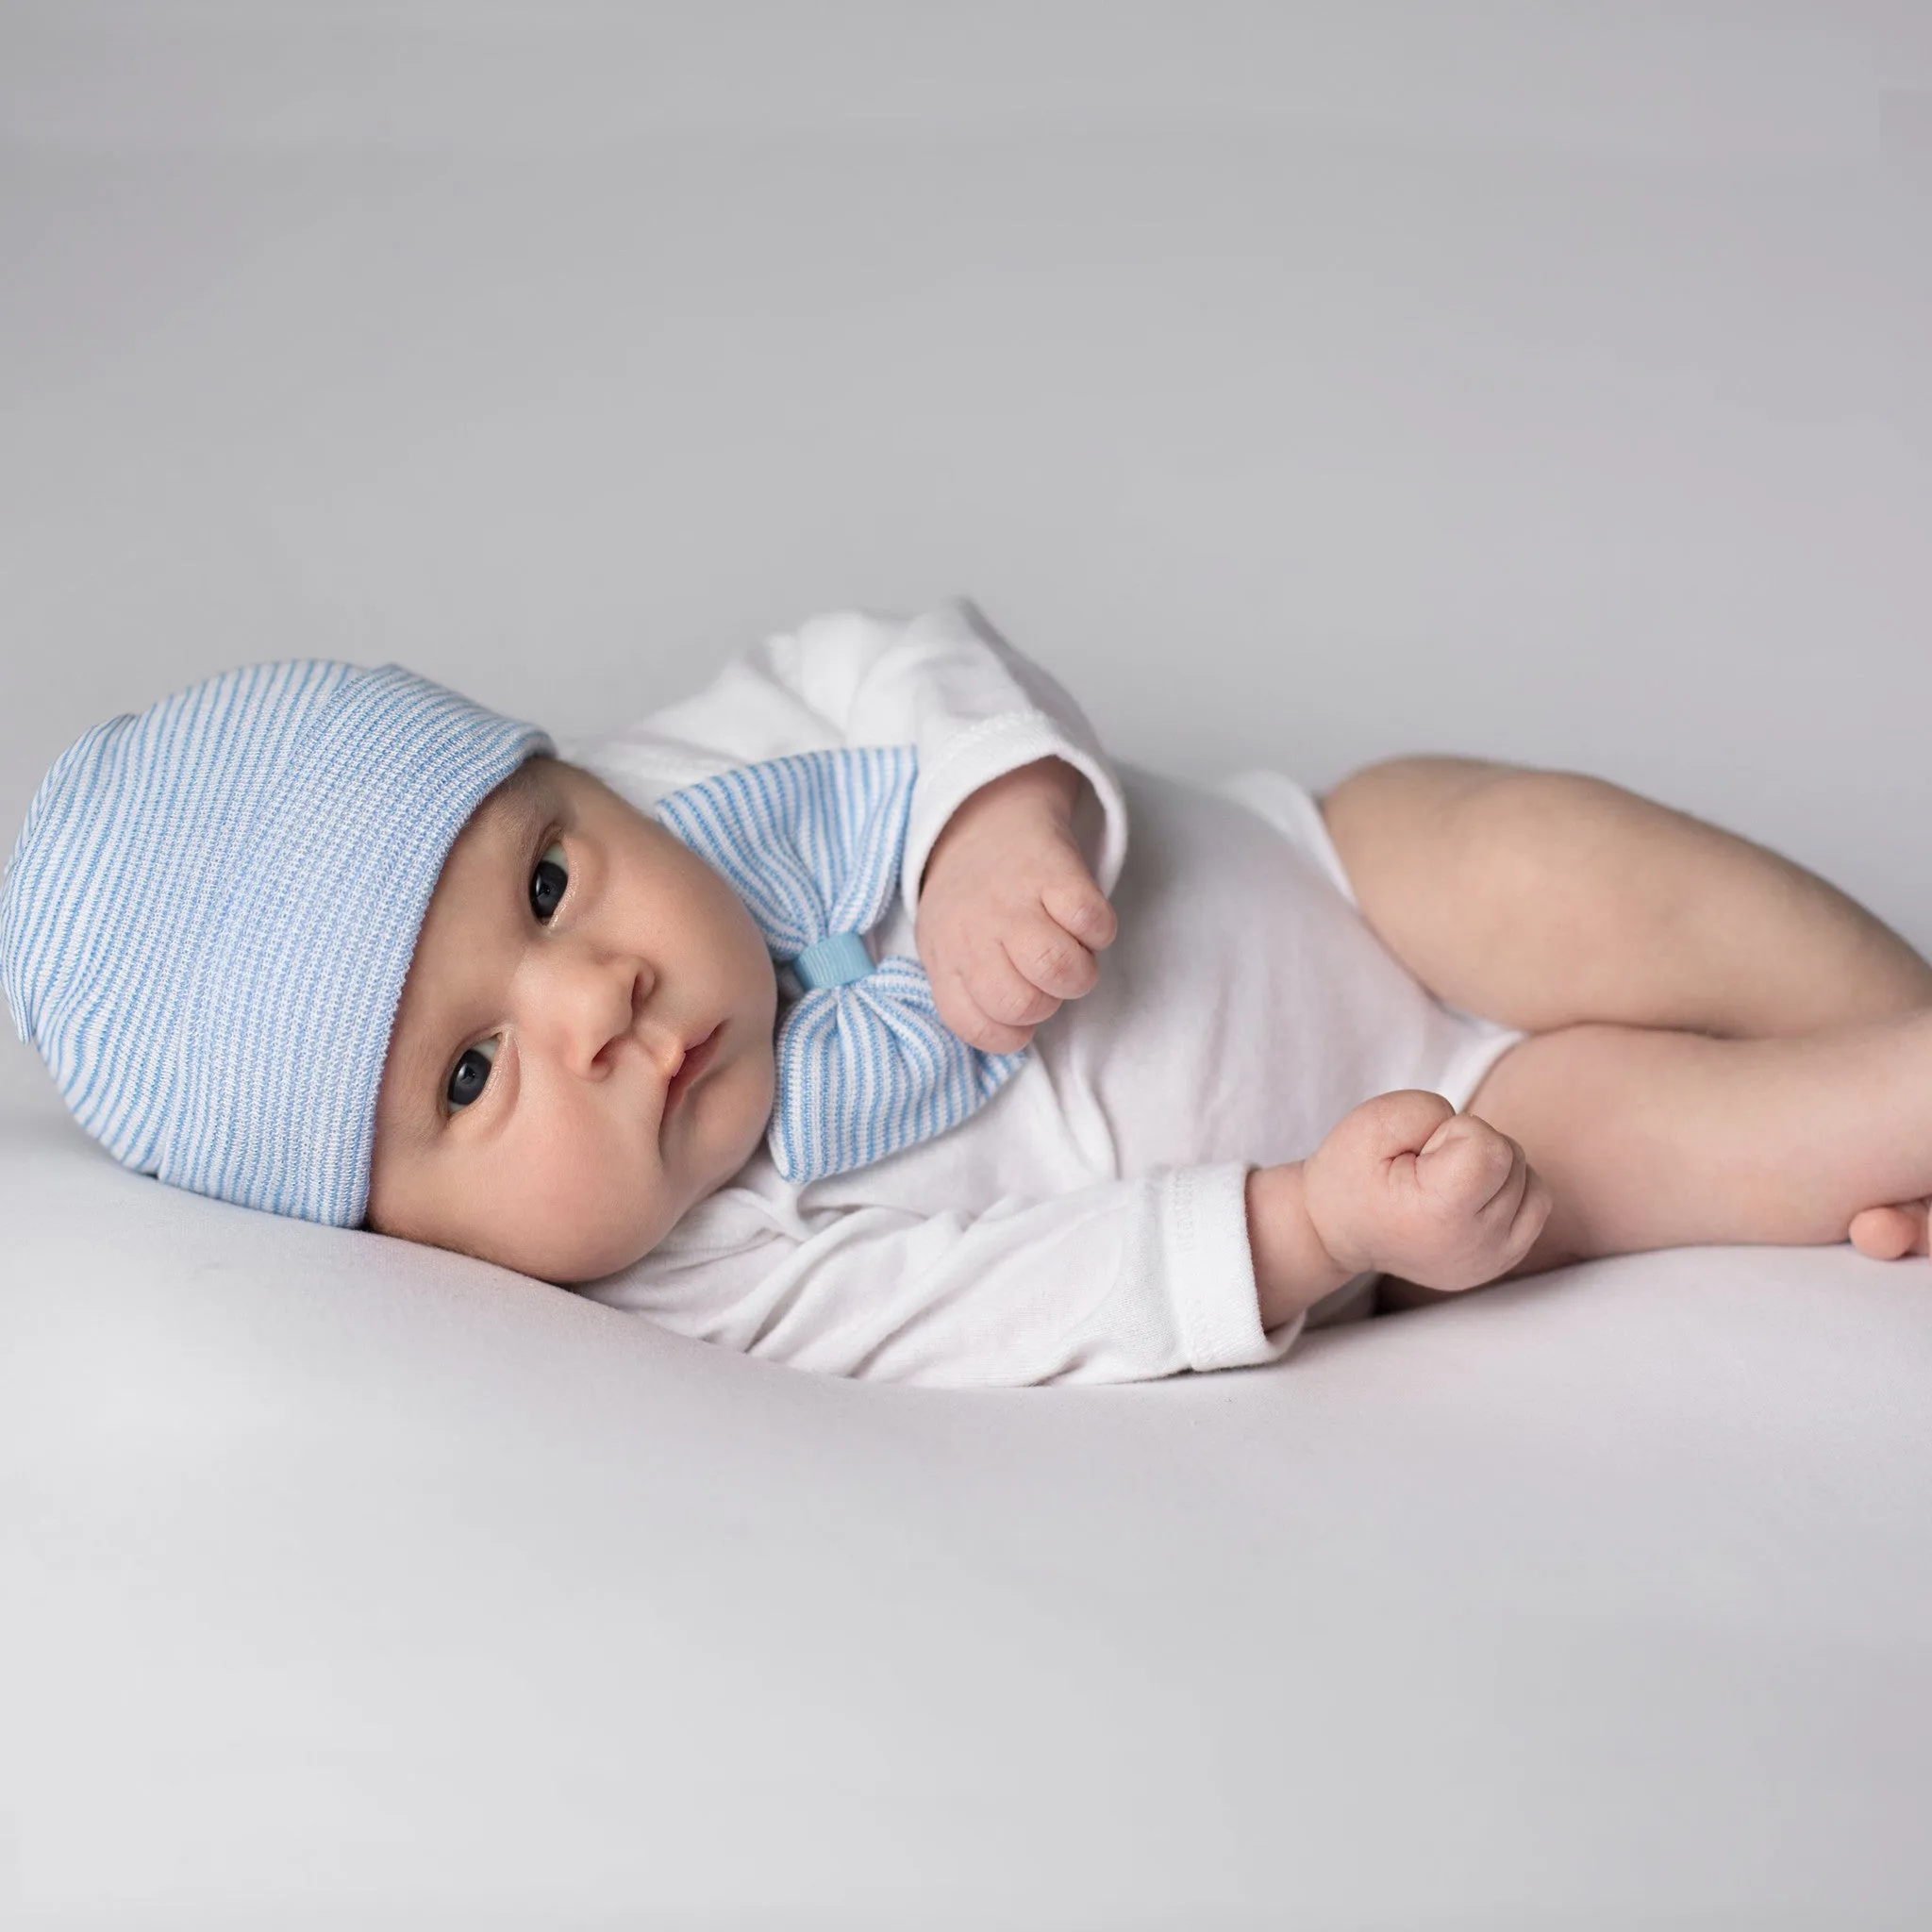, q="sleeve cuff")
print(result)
[1162,1163,1306,1373]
